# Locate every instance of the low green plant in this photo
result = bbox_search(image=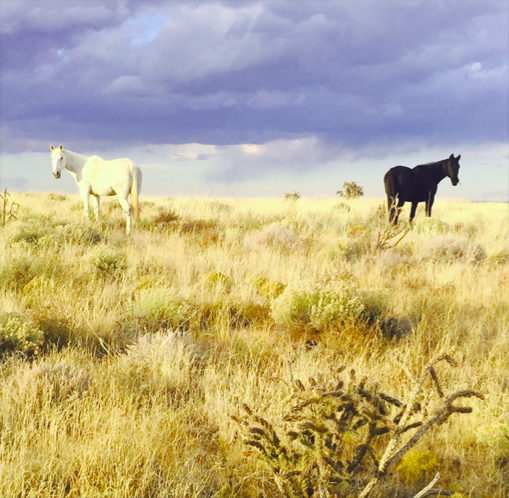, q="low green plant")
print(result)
[3,222,50,246]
